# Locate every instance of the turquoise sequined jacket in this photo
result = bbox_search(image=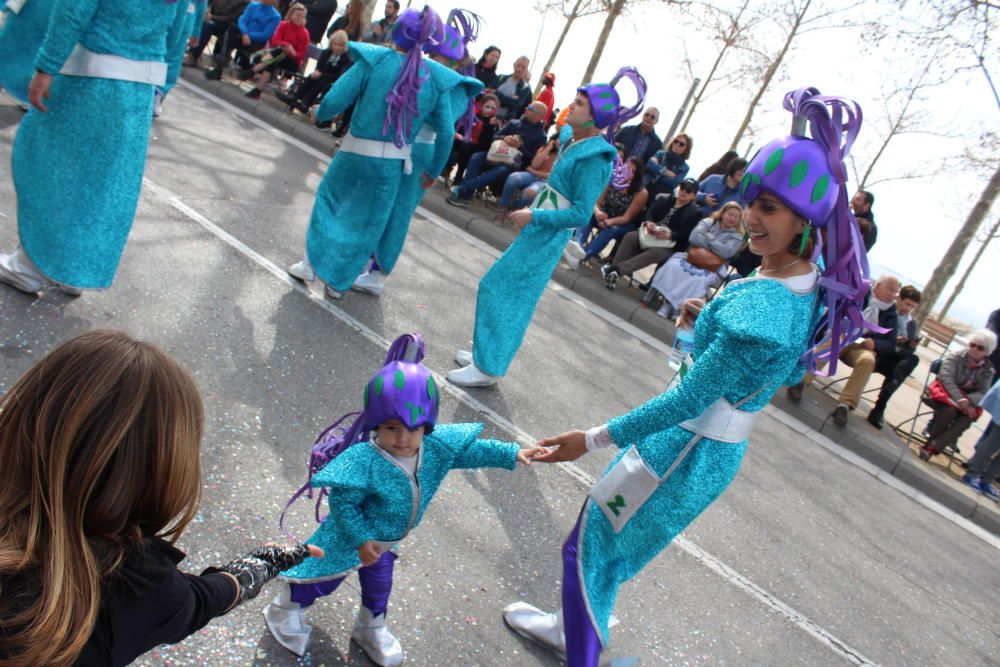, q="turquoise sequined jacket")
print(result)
[282,423,519,580]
